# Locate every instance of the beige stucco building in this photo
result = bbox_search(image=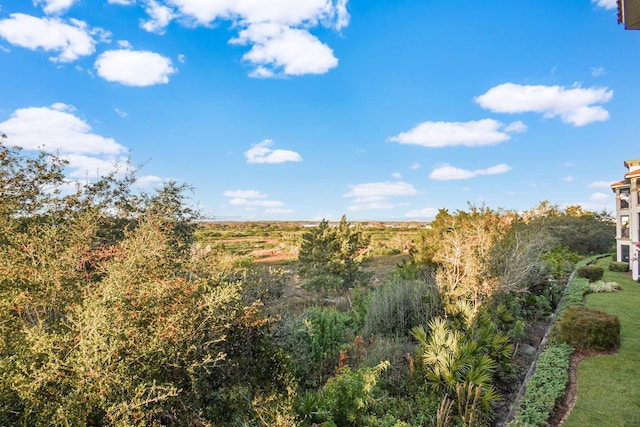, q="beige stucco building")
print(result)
[611,159,640,280]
